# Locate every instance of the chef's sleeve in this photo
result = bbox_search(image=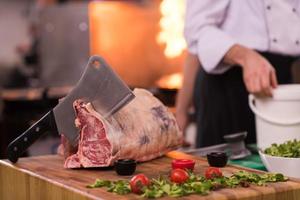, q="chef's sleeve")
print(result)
[184,0,236,73]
